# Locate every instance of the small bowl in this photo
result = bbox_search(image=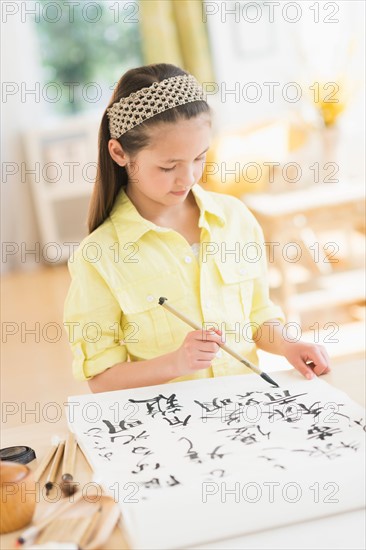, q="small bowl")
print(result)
[0,460,37,534]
